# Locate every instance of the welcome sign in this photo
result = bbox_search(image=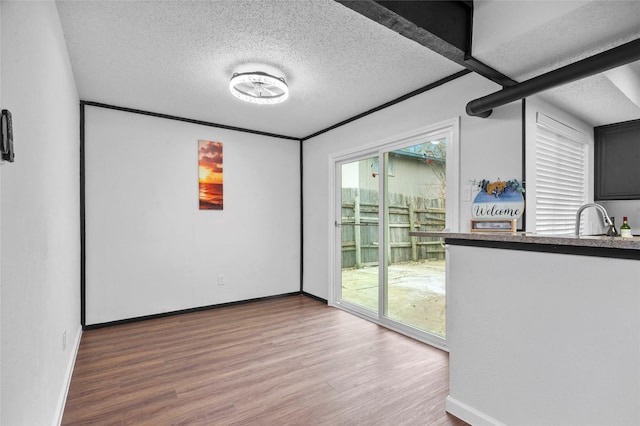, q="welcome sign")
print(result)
[472,180,525,220]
